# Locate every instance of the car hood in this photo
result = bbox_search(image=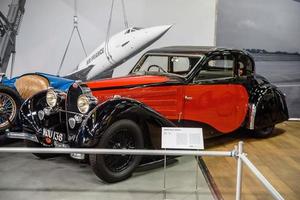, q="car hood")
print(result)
[1,72,75,92]
[38,73,75,91]
[86,75,174,90]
